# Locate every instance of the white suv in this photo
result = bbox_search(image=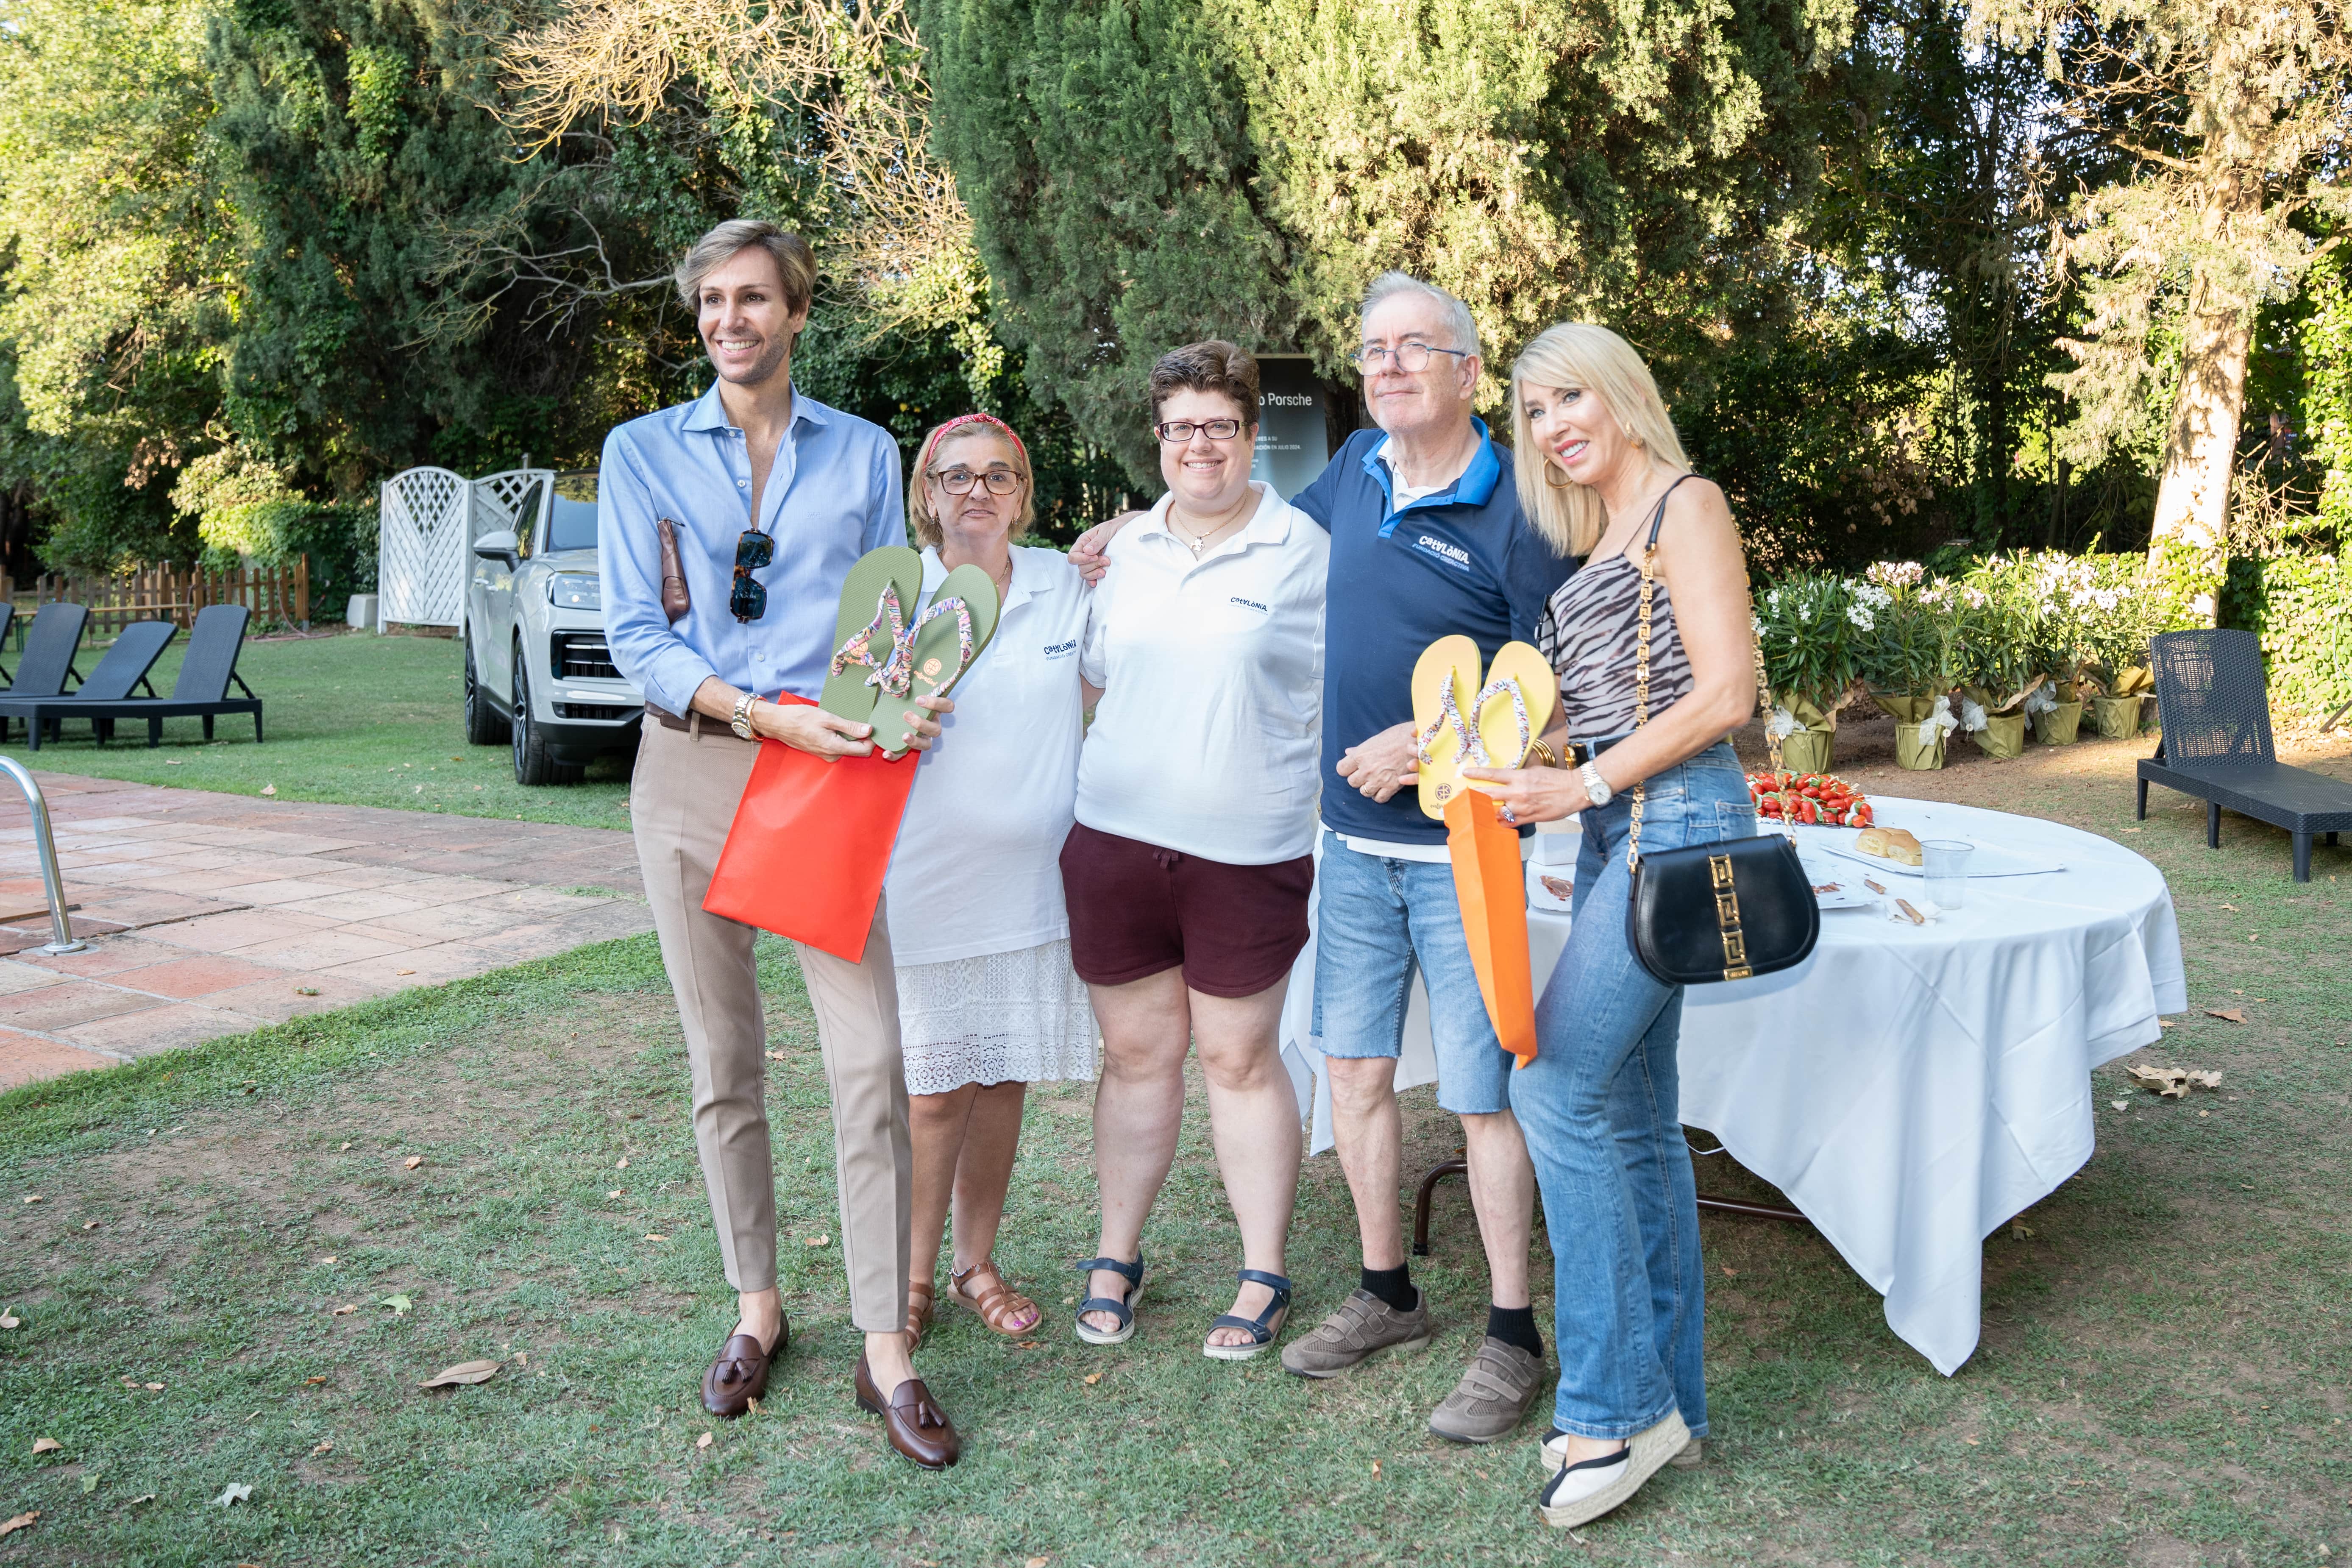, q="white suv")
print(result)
[460,470,643,784]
